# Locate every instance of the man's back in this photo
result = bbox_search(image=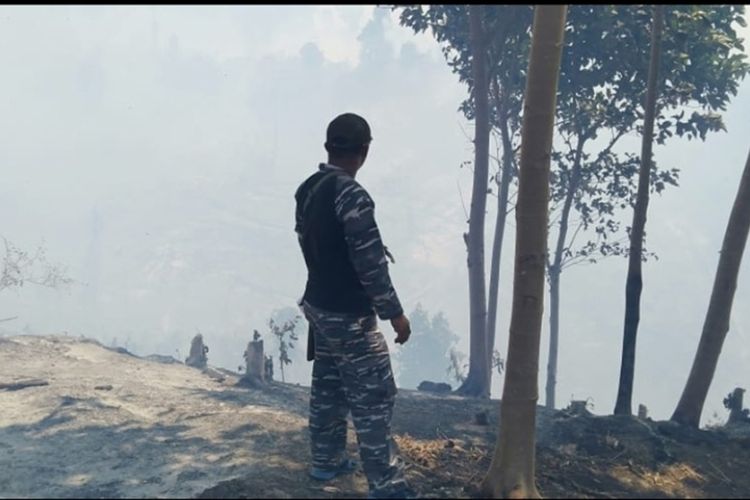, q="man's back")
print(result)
[295,167,374,316]
[295,163,403,322]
